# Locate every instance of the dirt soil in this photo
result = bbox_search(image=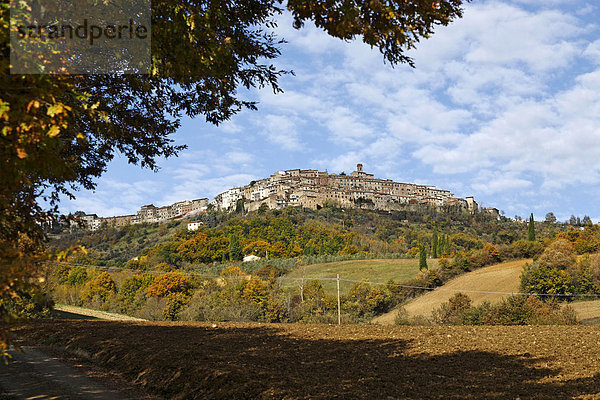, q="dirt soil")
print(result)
[13,320,600,399]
